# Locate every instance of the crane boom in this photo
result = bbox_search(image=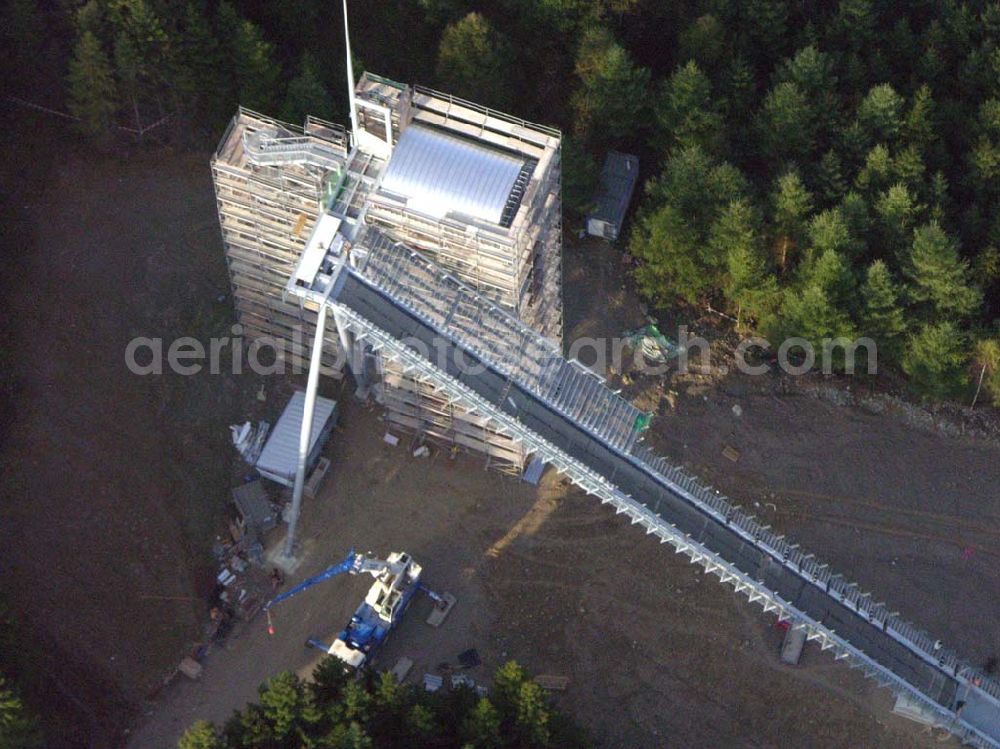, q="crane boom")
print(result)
[263,549,410,612]
[264,549,358,611]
